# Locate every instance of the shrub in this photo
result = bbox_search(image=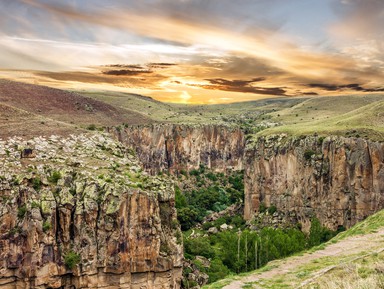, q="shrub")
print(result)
[48,171,61,184]
[177,207,199,231]
[206,172,218,181]
[259,202,267,213]
[304,149,315,161]
[31,201,40,209]
[32,177,42,191]
[64,251,81,270]
[43,221,51,232]
[207,258,231,283]
[184,237,215,259]
[87,124,96,131]
[267,205,277,215]
[190,169,199,176]
[17,205,27,219]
